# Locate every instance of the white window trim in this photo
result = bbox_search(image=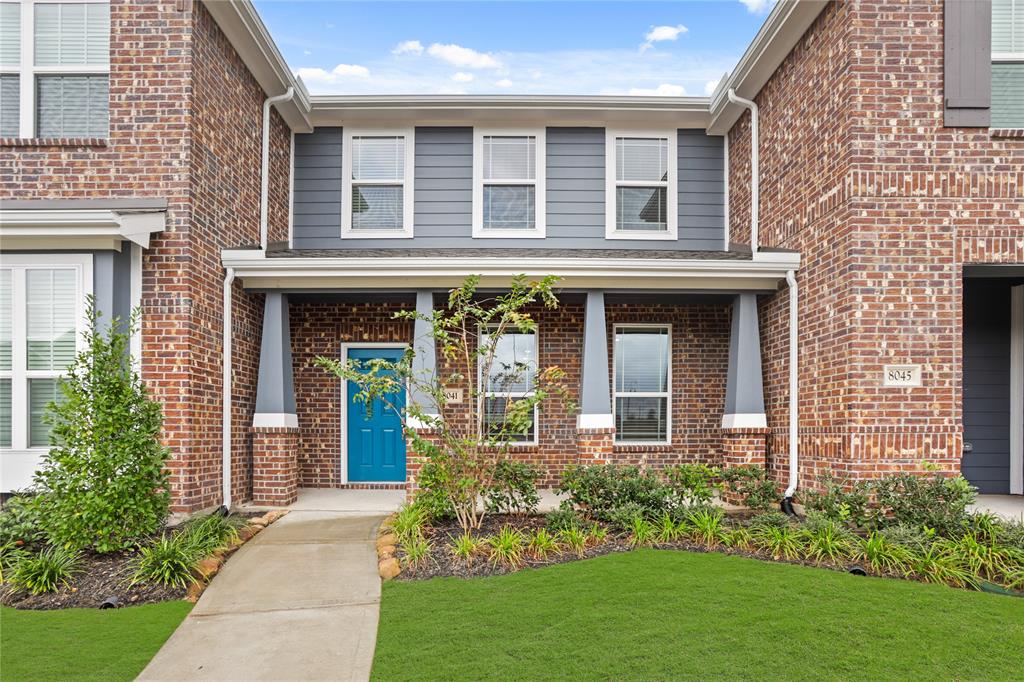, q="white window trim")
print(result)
[472,127,546,239]
[612,323,672,445]
[341,127,415,239]
[478,326,539,446]
[3,0,110,139]
[0,252,92,455]
[605,129,678,241]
